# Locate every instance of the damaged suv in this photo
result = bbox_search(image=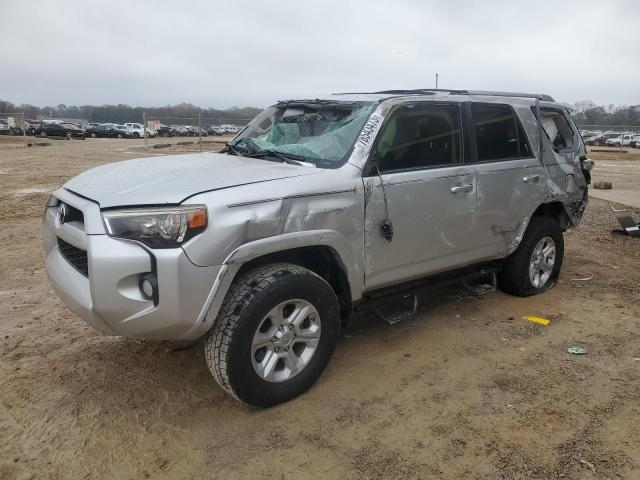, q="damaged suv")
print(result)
[43,89,591,407]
